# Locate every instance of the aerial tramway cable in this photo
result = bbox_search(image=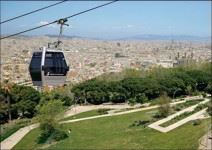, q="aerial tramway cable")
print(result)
[0,0,119,40]
[0,0,68,24]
